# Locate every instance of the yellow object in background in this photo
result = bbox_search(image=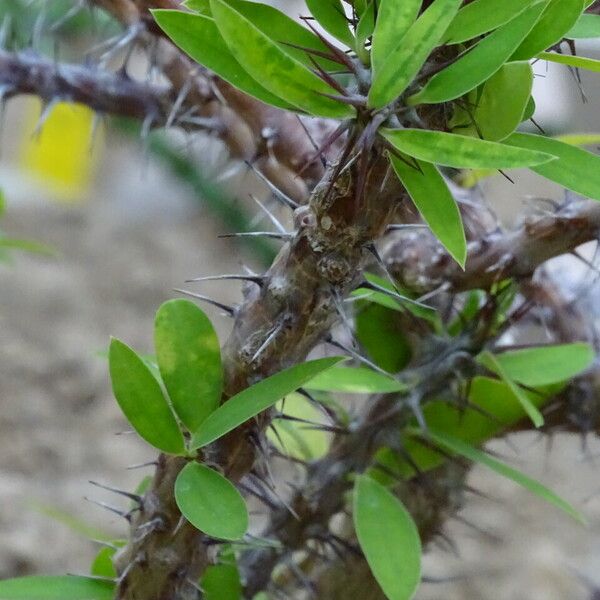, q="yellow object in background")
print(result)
[19,100,104,202]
